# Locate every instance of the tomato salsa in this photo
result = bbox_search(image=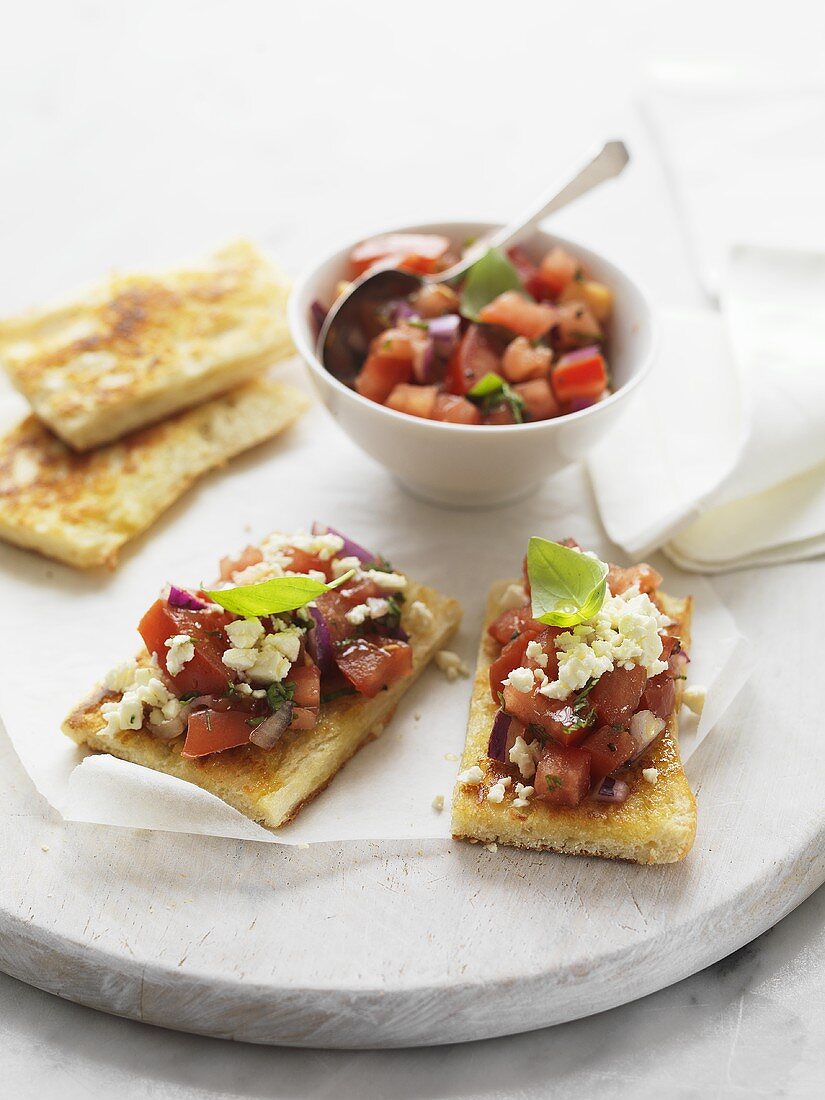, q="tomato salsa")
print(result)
[312,233,613,426]
[471,539,686,810]
[99,525,414,759]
